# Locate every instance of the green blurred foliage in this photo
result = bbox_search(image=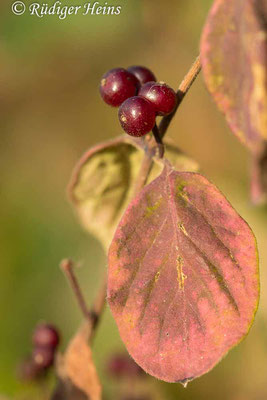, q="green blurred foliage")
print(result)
[0,0,266,399]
